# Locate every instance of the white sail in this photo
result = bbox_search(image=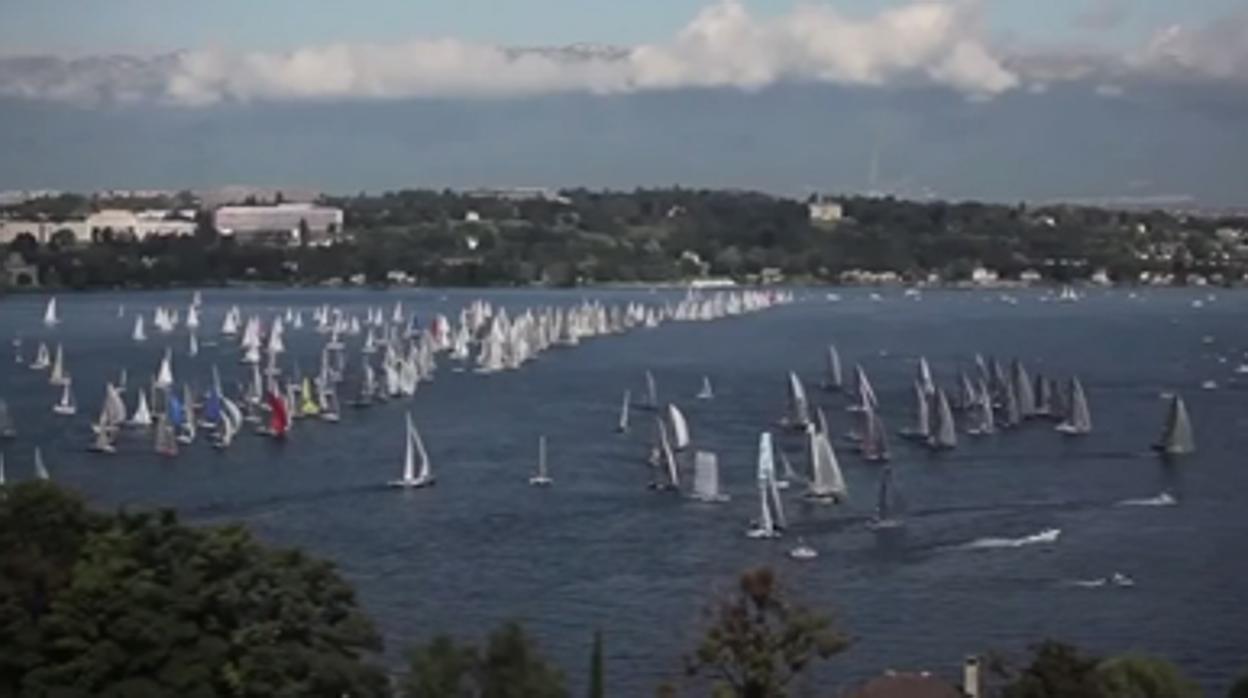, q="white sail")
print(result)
[644,370,658,409]
[529,435,553,486]
[1155,395,1195,456]
[43,298,59,327]
[696,376,714,400]
[34,447,49,480]
[132,315,147,342]
[188,333,199,358]
[657,419,680,489]
[186,305,200,331]
[52,382,76,415]
[690,450,729,502]
[155,350,175,389]
[667,404,691,450]
[786,371,810,427]
[617,390,631,433]
[806,428,847,502]
[1056,377,1092,435]
[824,345,844,390]
[48,344,69,386]
[747,432,782,538]
[928,389,957,450]
[917,356,935,396]
[130,390,153,426]
[391,412,434,487]
[29,342,50,370]
[900,381,931,439]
